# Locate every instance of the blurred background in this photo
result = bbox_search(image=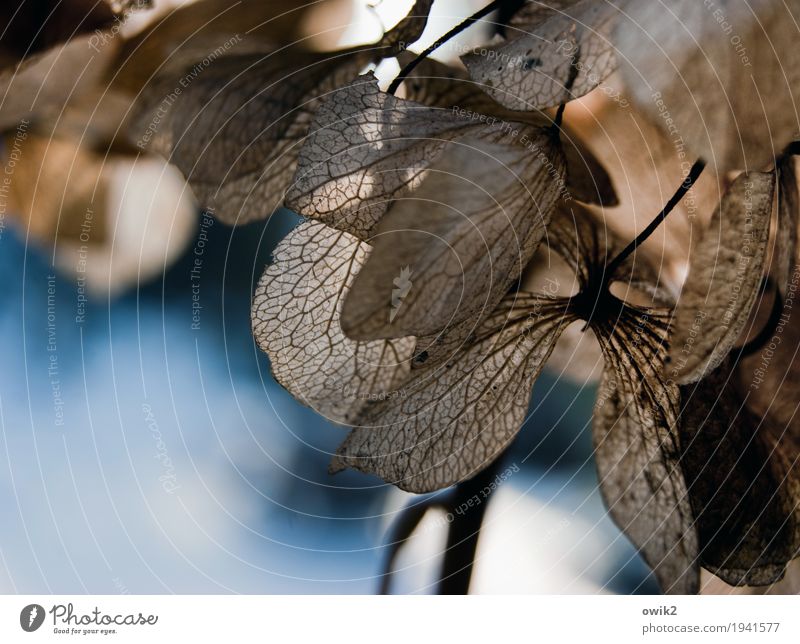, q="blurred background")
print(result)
[0,0,660,594]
